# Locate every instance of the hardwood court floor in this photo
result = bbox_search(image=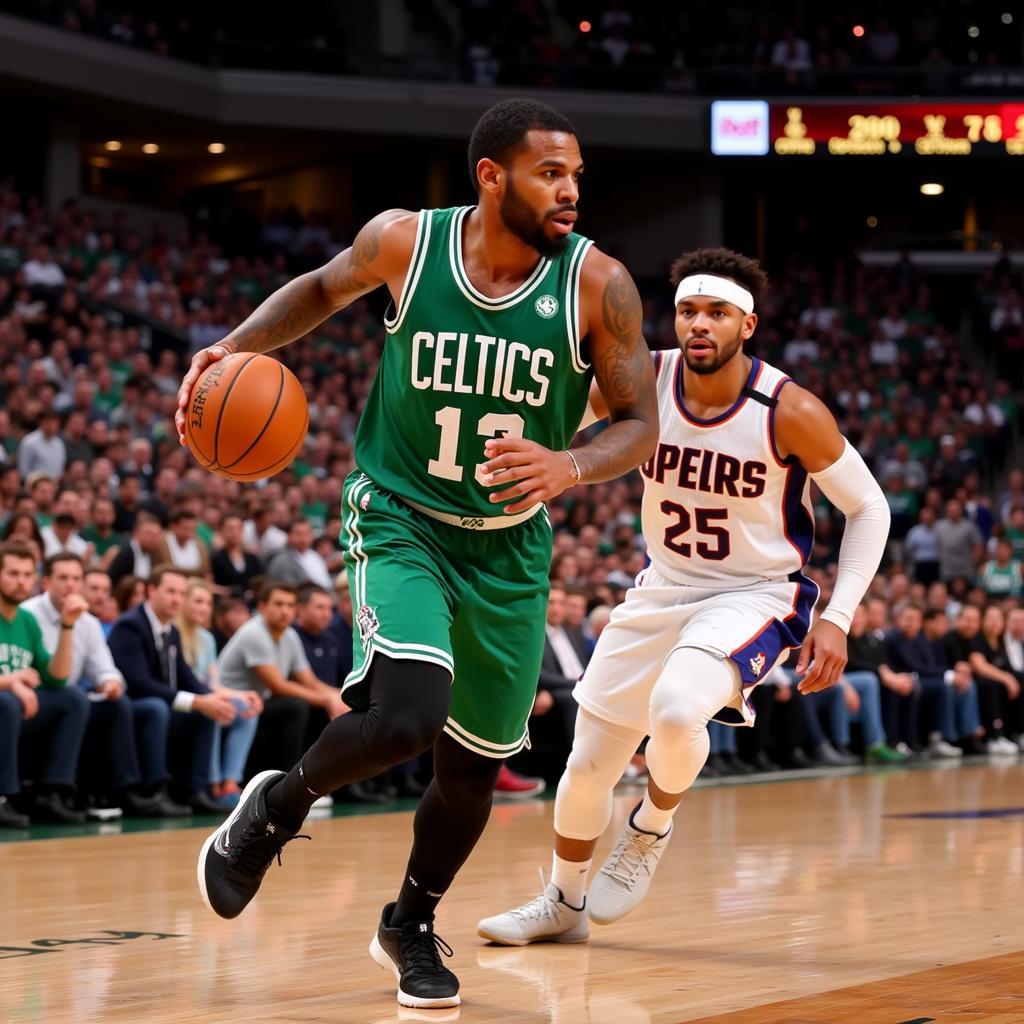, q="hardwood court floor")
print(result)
[2,761,1023,1023]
